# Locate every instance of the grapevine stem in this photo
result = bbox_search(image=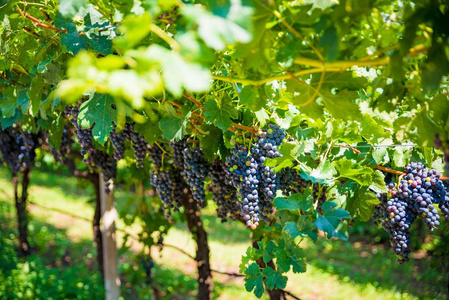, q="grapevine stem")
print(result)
[183,93,203,107]
[150,24,180,51]
[212,67,341,86]
[293,44,428,69]
[22,26,40,38]
[39,7,51,21]
[17,8,67,33]
[212,45,427,86]
[171,99,256,133]
[231,123,258,134]
[0,73,25,86]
